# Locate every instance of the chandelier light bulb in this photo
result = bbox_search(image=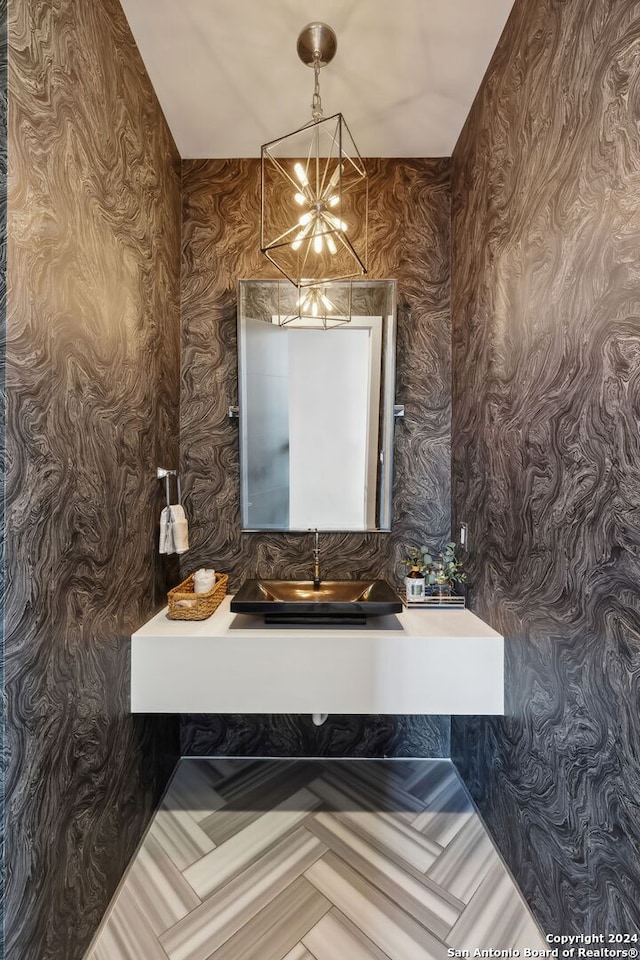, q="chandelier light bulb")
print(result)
[294,163,309,187]
[296,285,336,318]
